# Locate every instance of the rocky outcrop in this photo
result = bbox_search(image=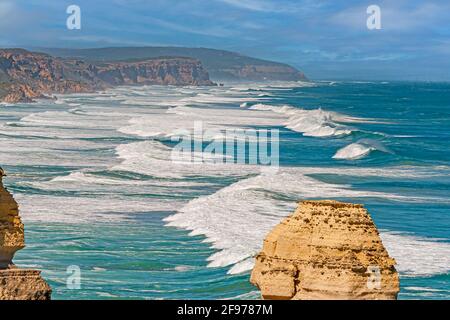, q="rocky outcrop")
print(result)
[93,58,214,86]
[0,49,215,103]
[250,200,399,300]
[0,169,51,300]
[1,84,44,103]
